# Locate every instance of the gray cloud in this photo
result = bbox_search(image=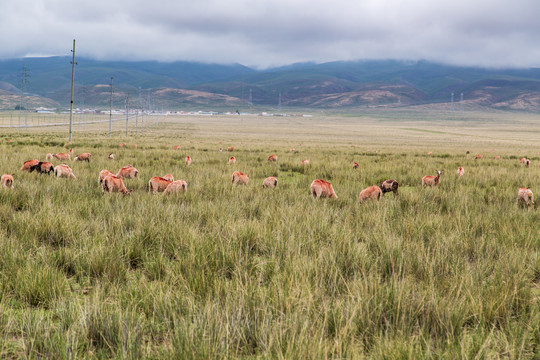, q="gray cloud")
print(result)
[2,0,540,68]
